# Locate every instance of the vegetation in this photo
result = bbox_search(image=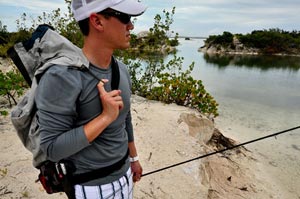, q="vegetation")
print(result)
[0,21,31,57]
[0,1,219,118]
[0,65,26,115]
[238,28,300,54]
[204,29,300,55]
[132,7,179,54]
[205,31,234,48]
